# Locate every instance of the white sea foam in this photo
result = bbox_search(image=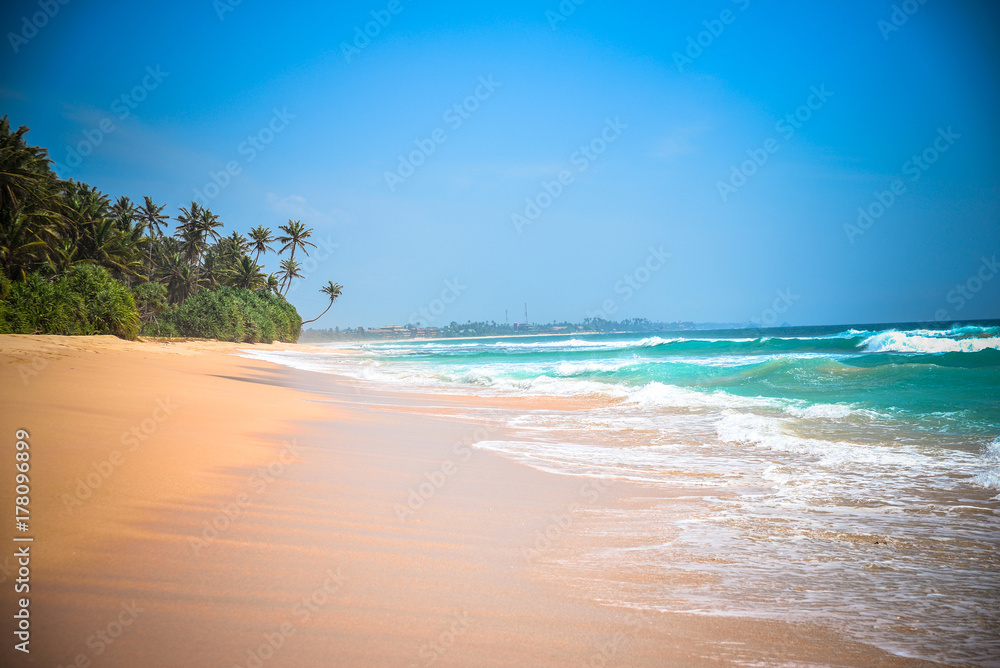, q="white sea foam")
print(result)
[239,349,878,426]
[973,437,1000,496]
[714,411,970,473]
[623,381,776,411]
[784,402,855,419]
[236,349,343,374]
[861,331,1000,353]
[553,360,632,376]
[472,439,672,482]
